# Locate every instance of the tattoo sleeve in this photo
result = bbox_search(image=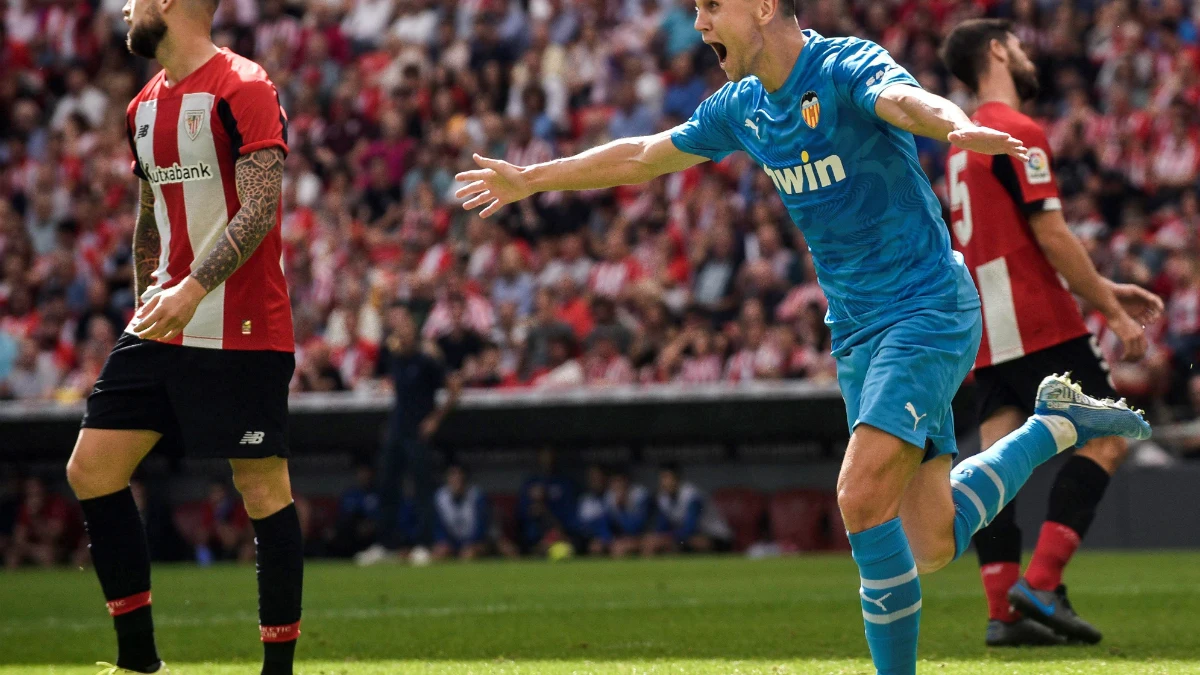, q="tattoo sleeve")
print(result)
[133,180,161,307]
[190,146,285,292]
